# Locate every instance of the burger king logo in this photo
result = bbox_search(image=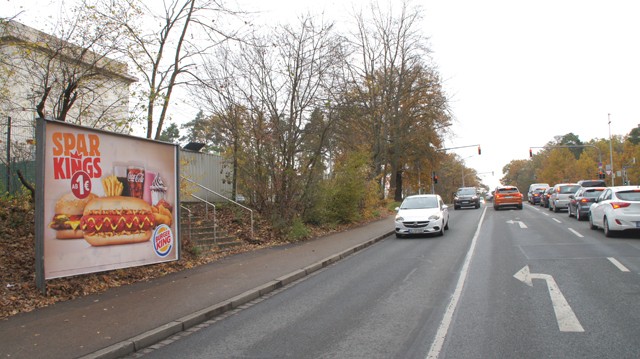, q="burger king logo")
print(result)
[153,224,173,257]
